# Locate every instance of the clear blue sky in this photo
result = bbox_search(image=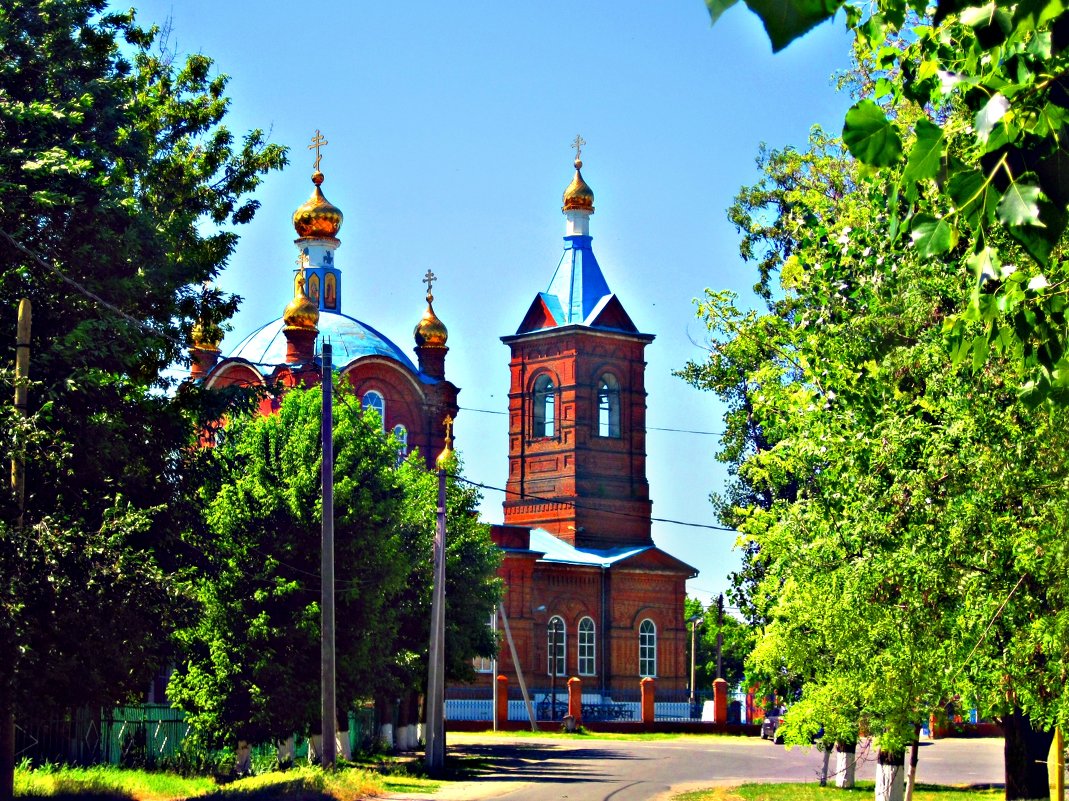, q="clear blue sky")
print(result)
[128,1,854,609]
